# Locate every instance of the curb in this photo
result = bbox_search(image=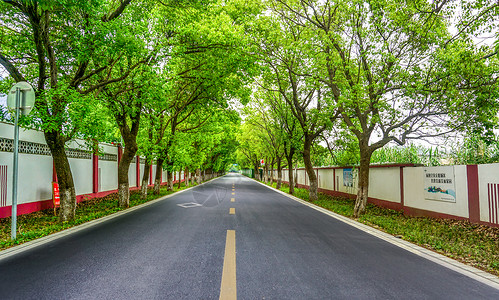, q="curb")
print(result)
[252,178,499,290]
[0,176,222,262]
